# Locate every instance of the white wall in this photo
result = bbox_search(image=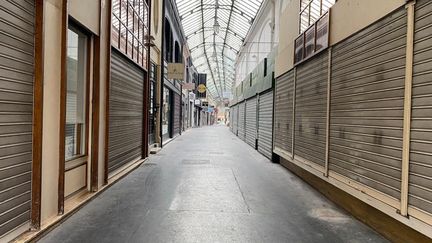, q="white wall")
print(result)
[234,0,291,87]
